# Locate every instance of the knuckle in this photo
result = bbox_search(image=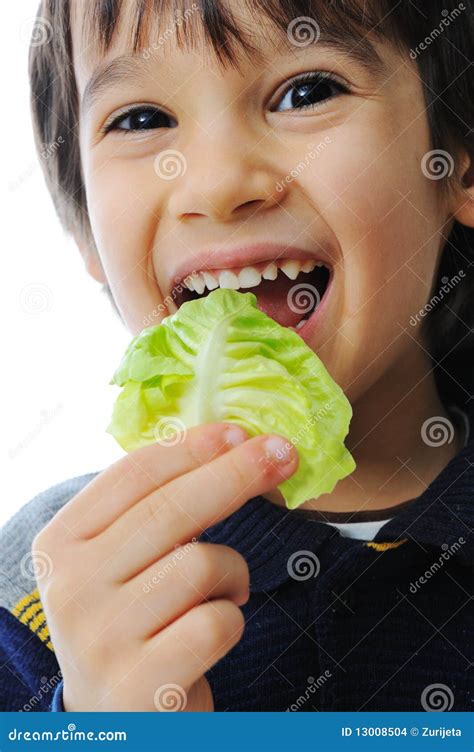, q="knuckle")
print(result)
[232,549,250,591]
[186,544,217,590]
[32,524,54,554]
[193,601,244,653]
[41,577,70,616]
[193,608,228,650]
[219,545,250,592]
[135,491,163,535]
[225,451,252,492]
